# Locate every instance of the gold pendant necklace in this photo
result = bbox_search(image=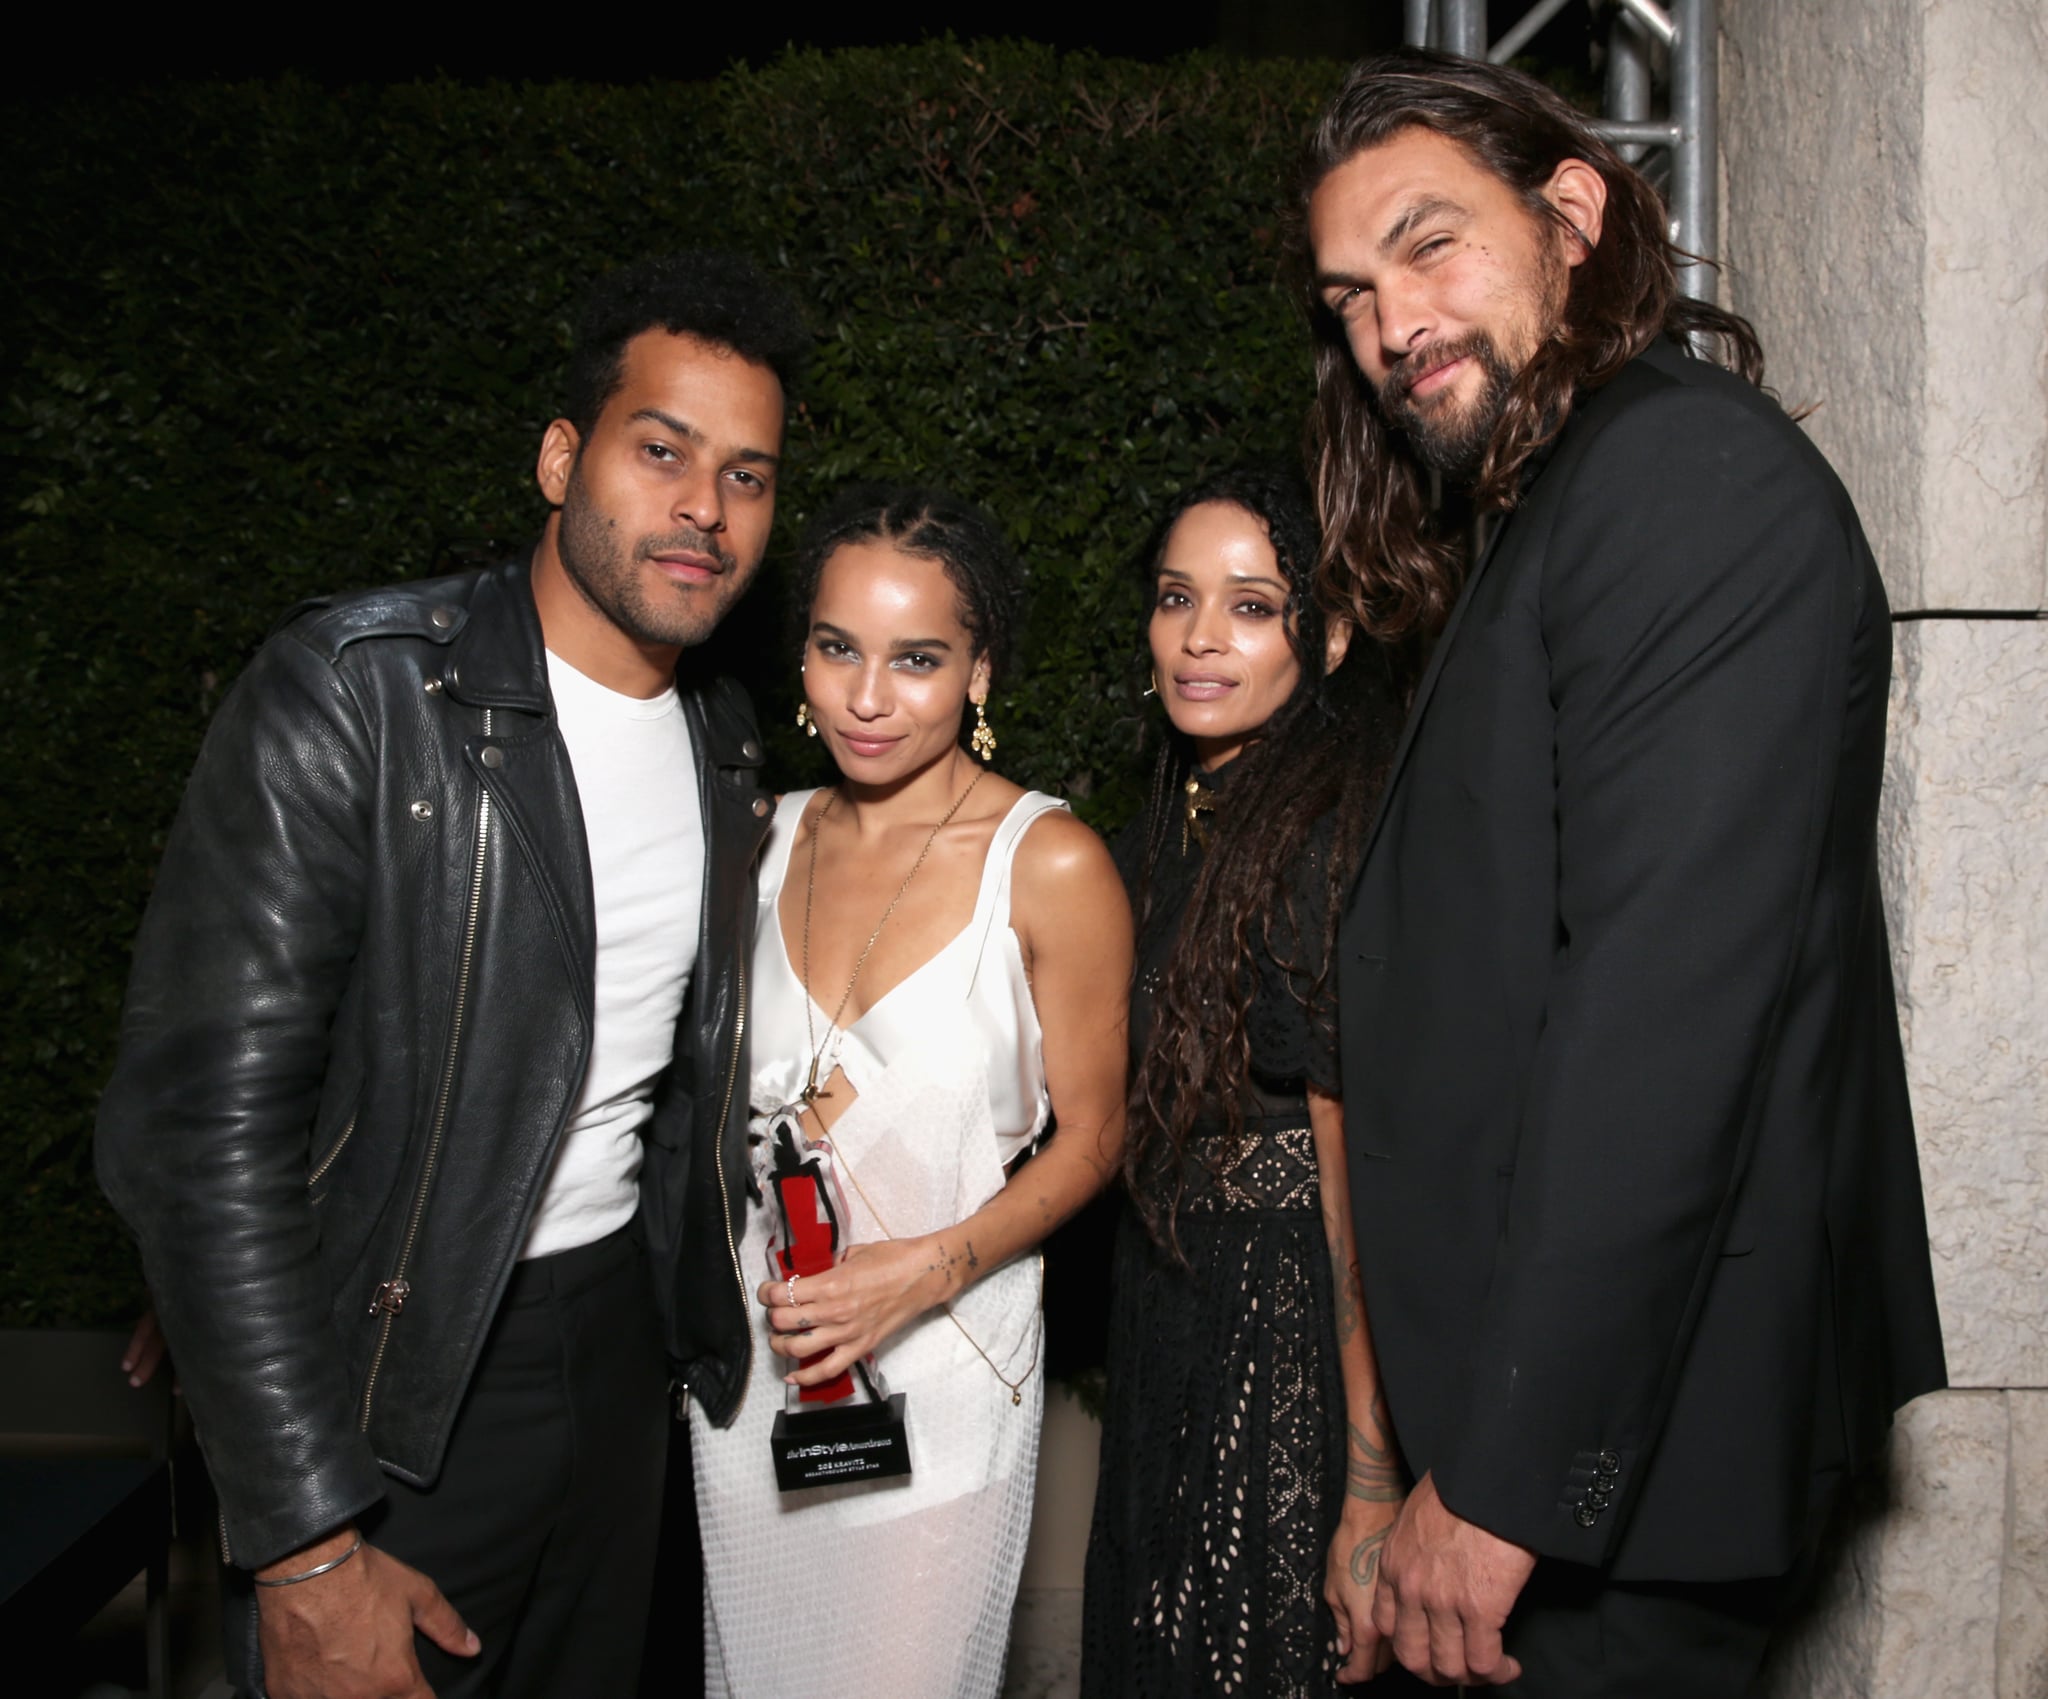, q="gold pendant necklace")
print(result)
[799,766,987,1105]
[1181,773,1215,854]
